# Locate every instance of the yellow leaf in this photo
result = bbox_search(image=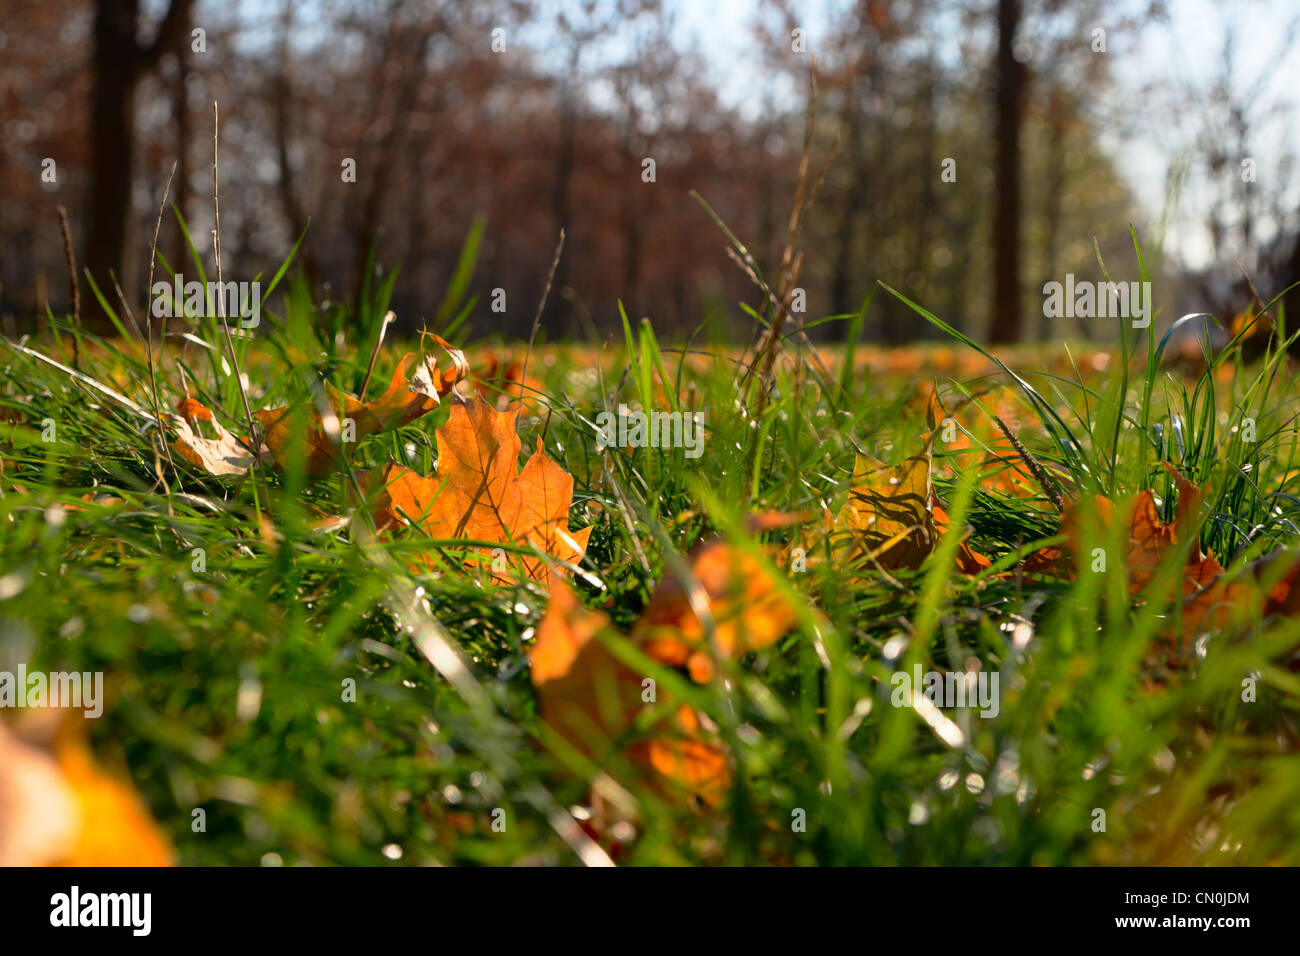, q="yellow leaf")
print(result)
[839,453,938,571]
